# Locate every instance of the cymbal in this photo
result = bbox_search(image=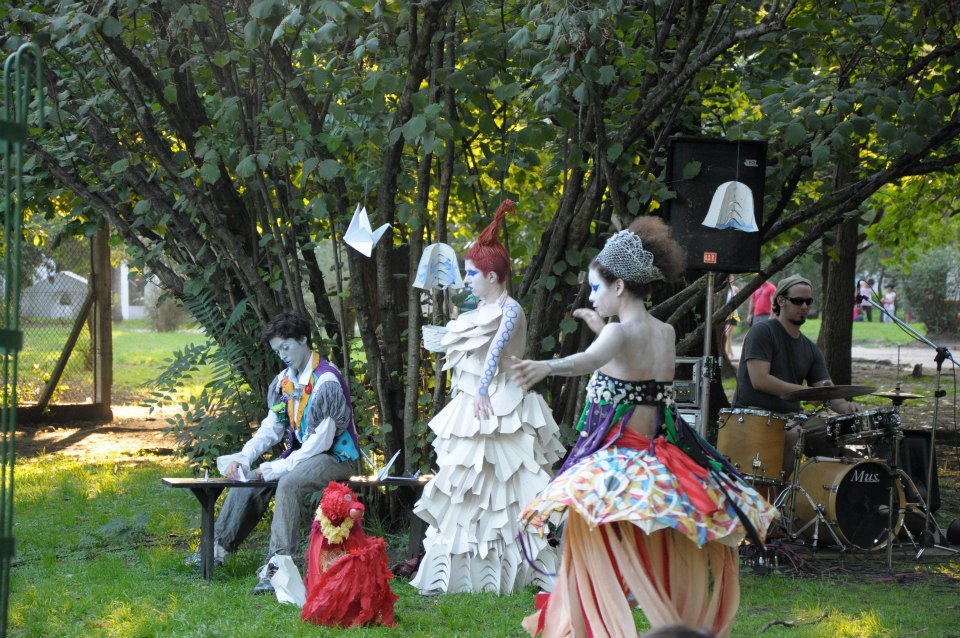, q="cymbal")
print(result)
[780,385,877,402]
[873,390,926,400]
